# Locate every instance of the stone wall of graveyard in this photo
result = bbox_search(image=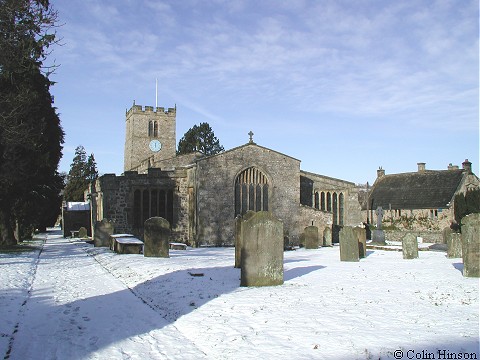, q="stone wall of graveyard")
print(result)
[363,207,455,232]
[124,104,176,172]
[90,168,191,243]
[383,229,443,244]
[194,144,302,246]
